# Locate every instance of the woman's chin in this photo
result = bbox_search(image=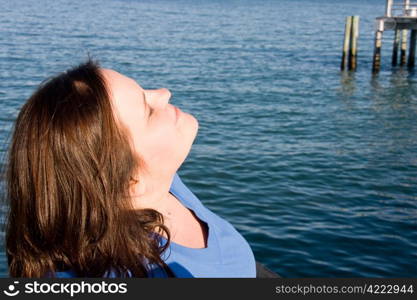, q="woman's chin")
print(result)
[182,112,199,137]
[191,114,199,135]
[182,115,199,158]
